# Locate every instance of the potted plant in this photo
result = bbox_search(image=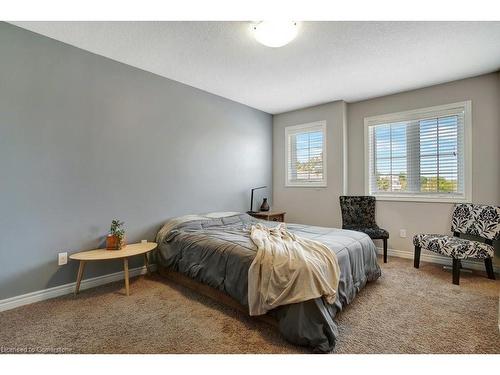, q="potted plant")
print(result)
[106,219,126,250]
